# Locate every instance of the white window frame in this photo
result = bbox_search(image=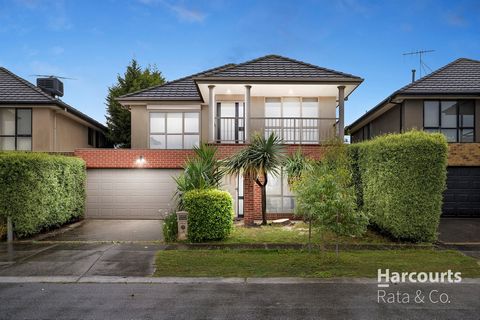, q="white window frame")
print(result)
[264,97,320,144]
[149,111,200,149]
[266,168,295,213]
